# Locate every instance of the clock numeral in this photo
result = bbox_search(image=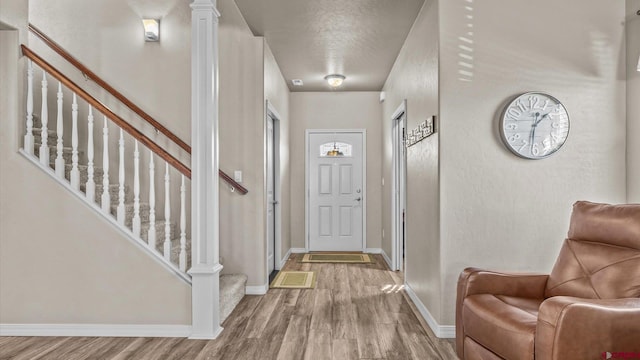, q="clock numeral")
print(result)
[507,108,522,120]
[518,140,529,152]
[541,99,550,110]
[531,143,540,156]
[528,96,539,110]
[551,122,562,129]
[551,133,562,143]
[543,137,552,150]
[506,123,518,130]
[508,133,521,143]
[517,100,527,112]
